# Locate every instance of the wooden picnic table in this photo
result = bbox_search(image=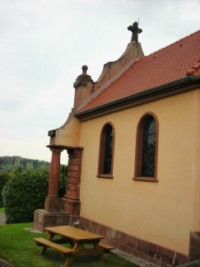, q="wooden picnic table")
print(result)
[34,225,113,266]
